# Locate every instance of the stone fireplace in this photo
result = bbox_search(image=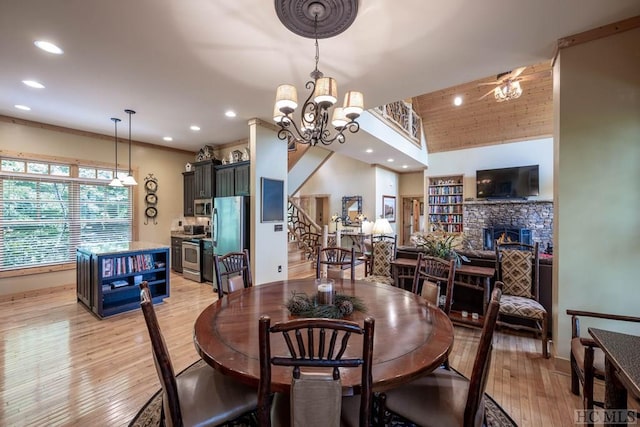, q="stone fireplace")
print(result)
[463,200,553,251]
